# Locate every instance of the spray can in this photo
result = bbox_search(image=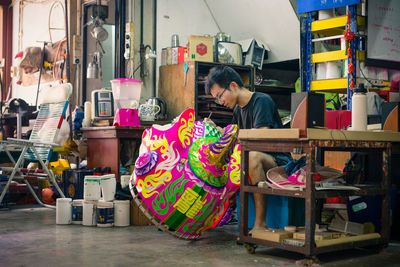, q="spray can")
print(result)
[351,83,367,131]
